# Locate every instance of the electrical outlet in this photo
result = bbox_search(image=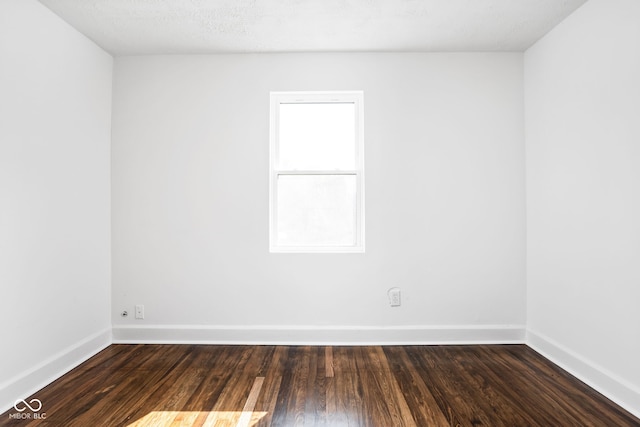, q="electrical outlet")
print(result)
[388,288,401,307]
[135,304,144,319]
